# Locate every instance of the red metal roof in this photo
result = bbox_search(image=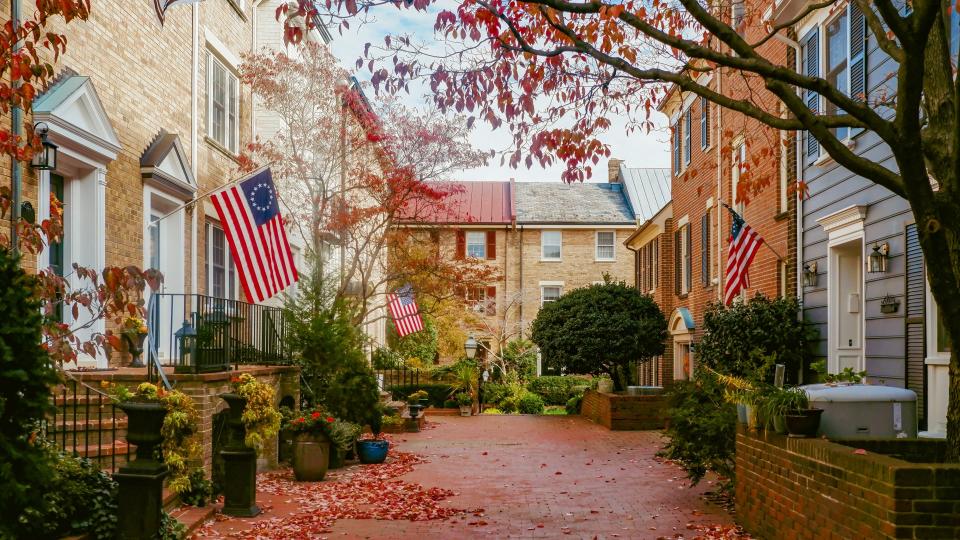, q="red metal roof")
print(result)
[400,181,514,225]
